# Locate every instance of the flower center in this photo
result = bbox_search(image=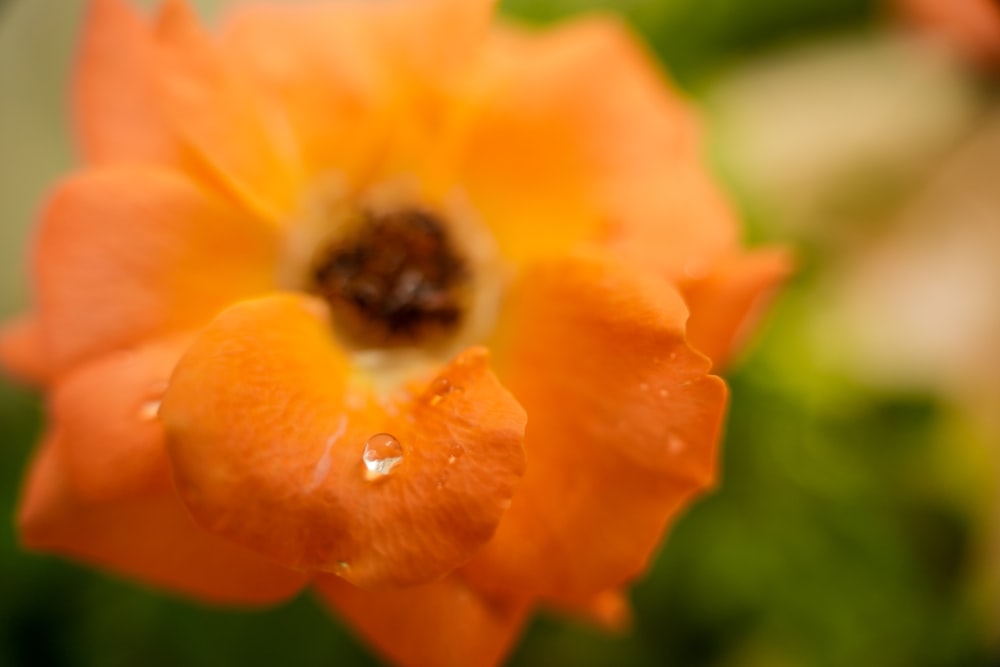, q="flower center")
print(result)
[311,207,471,349]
